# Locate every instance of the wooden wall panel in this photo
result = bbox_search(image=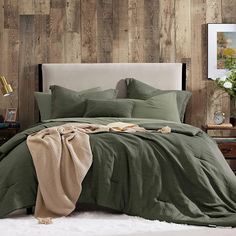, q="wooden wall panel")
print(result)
[97,0,113,62]
[66,0,80,32]
[174,0,192,123]
[128,0,144,62]
[222,0,236,22]
[175,0,191,60]
[4,0,18,29]
[0,0,236,129]
[19,0,50,15]
[143,0,159,62]
[159,0,175,62]
[112,0,128,62]
[188,0,207,128]
[0,0,4,86]
[51,0,66,8]
[48,7,66,62]
[19,0,35,15]
[81,0,97,63]
[65,0,81,62]
[19,16,36,128]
